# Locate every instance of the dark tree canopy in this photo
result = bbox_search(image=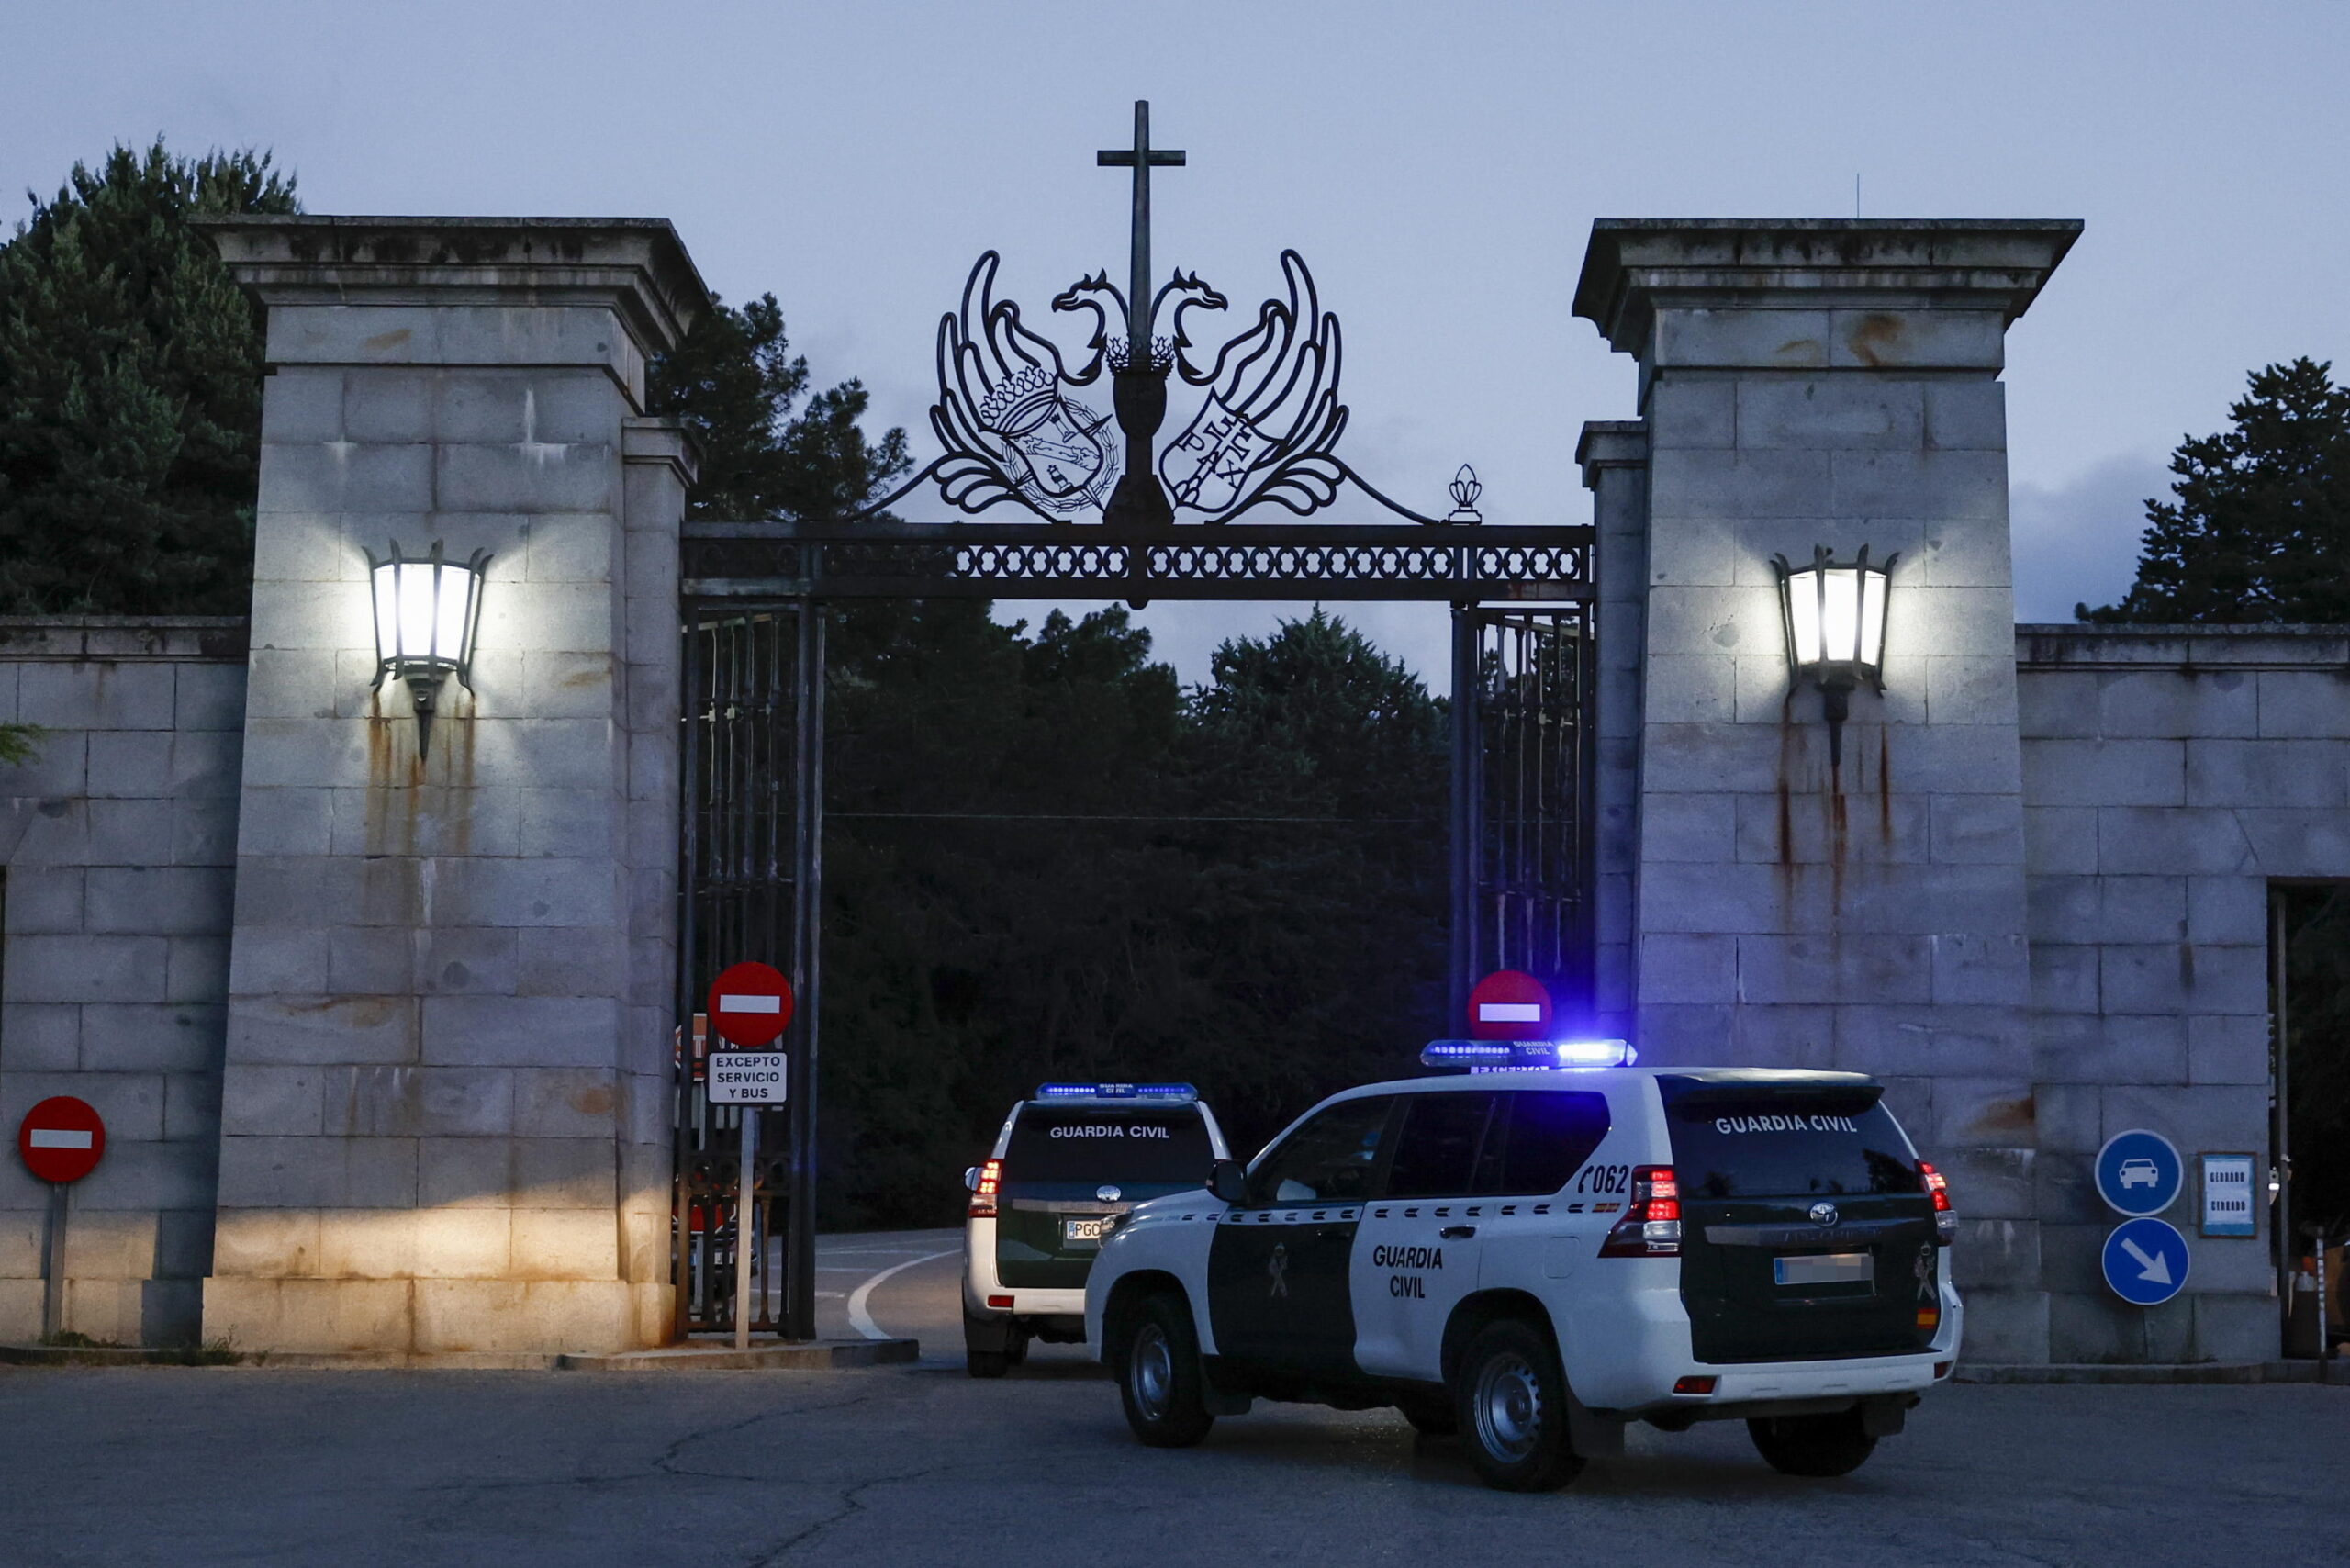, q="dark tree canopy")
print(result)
[0,140,297,615]
[647,292,908,521]
[2081,357,2350,623]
